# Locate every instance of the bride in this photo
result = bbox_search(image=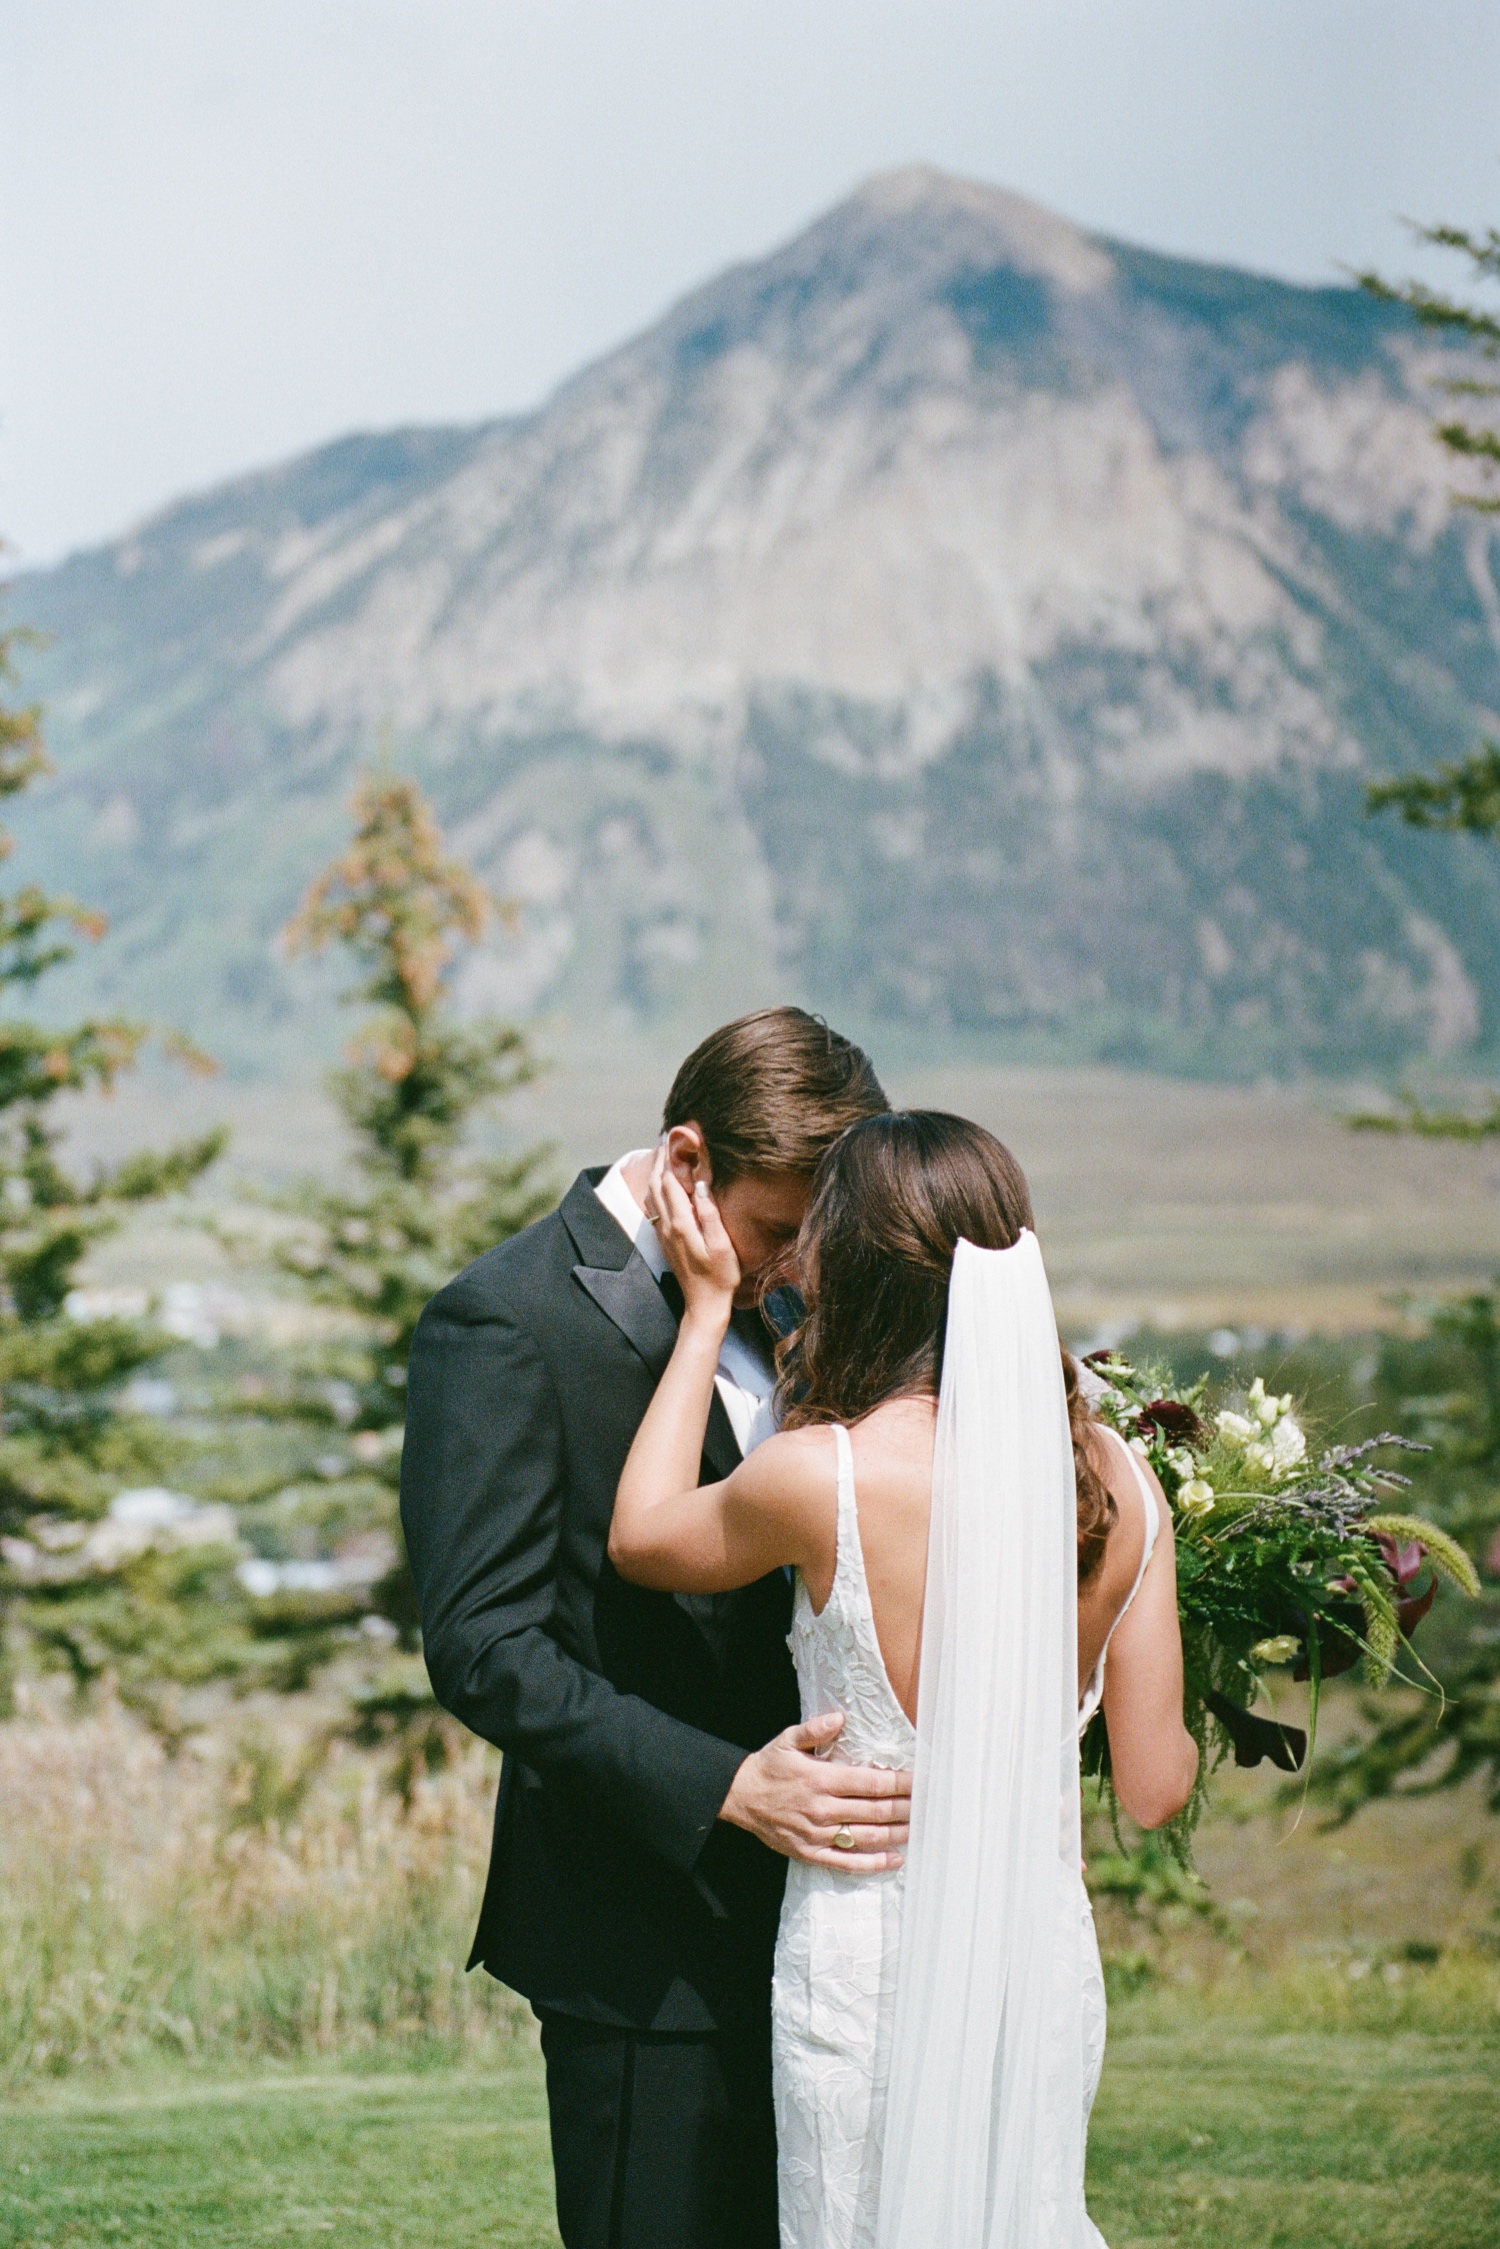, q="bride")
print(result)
[610,1109,1198,2248]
